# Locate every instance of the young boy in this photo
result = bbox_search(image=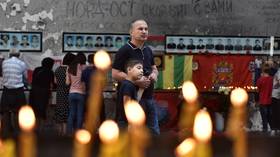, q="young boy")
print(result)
[116,59,143,128]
